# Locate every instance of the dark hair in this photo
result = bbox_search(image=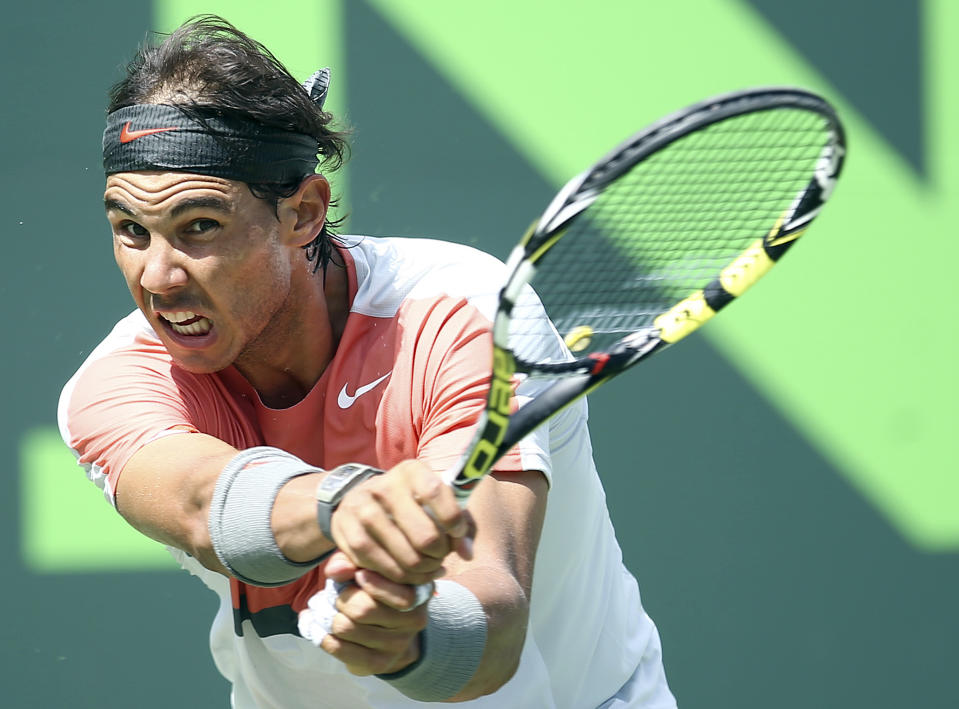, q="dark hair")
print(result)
[107,14,350,272]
